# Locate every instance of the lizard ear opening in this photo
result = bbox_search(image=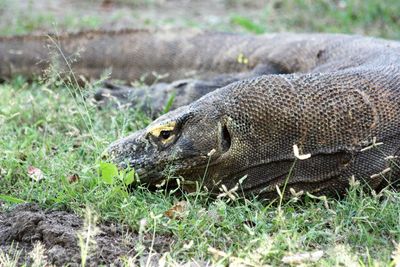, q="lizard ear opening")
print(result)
[220,123,232,153]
